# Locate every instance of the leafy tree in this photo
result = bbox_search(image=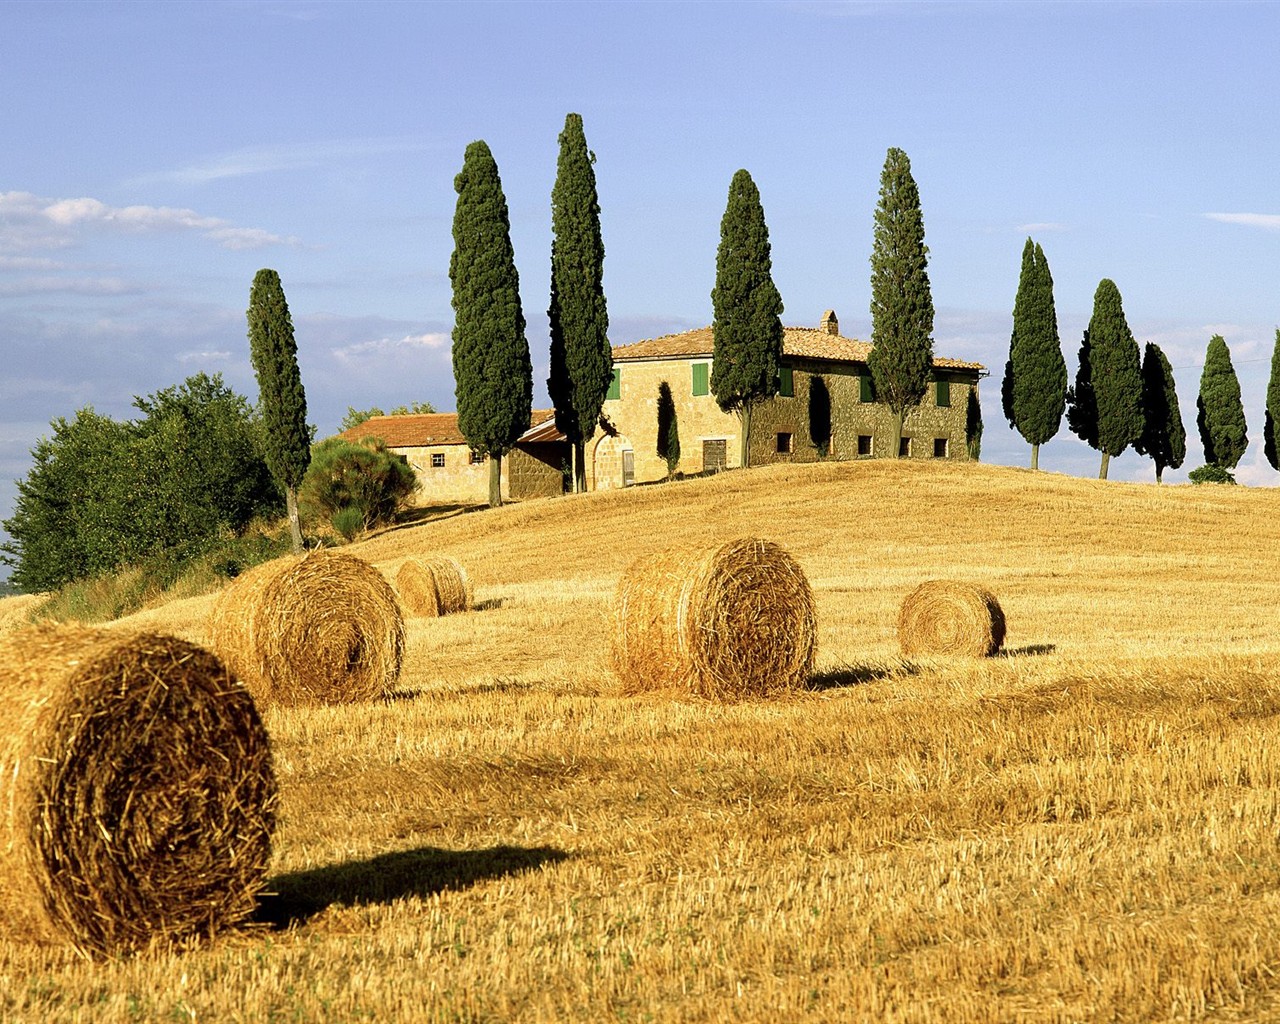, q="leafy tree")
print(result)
[1081,279,1142,479]
[340,402,437,434]
[1133,343,1185,483]
[868,147,934,457]
[547,113,612,494]
[1267,329,1280,470]
[298,436,416,538]
[1196,334,1248,469]
[1006,239,1066,469]
[450,140,533,507]
[1065,329,1098,450]
[1188,464,1237,485]
[248,268,310,551]
[966,386,984,461]
[656,381,681,479]
[710,168,784,468]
